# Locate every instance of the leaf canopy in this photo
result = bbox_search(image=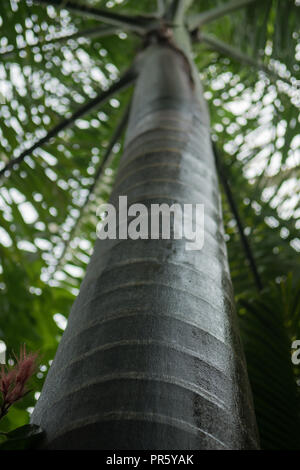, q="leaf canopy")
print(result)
[0,0,299,449]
